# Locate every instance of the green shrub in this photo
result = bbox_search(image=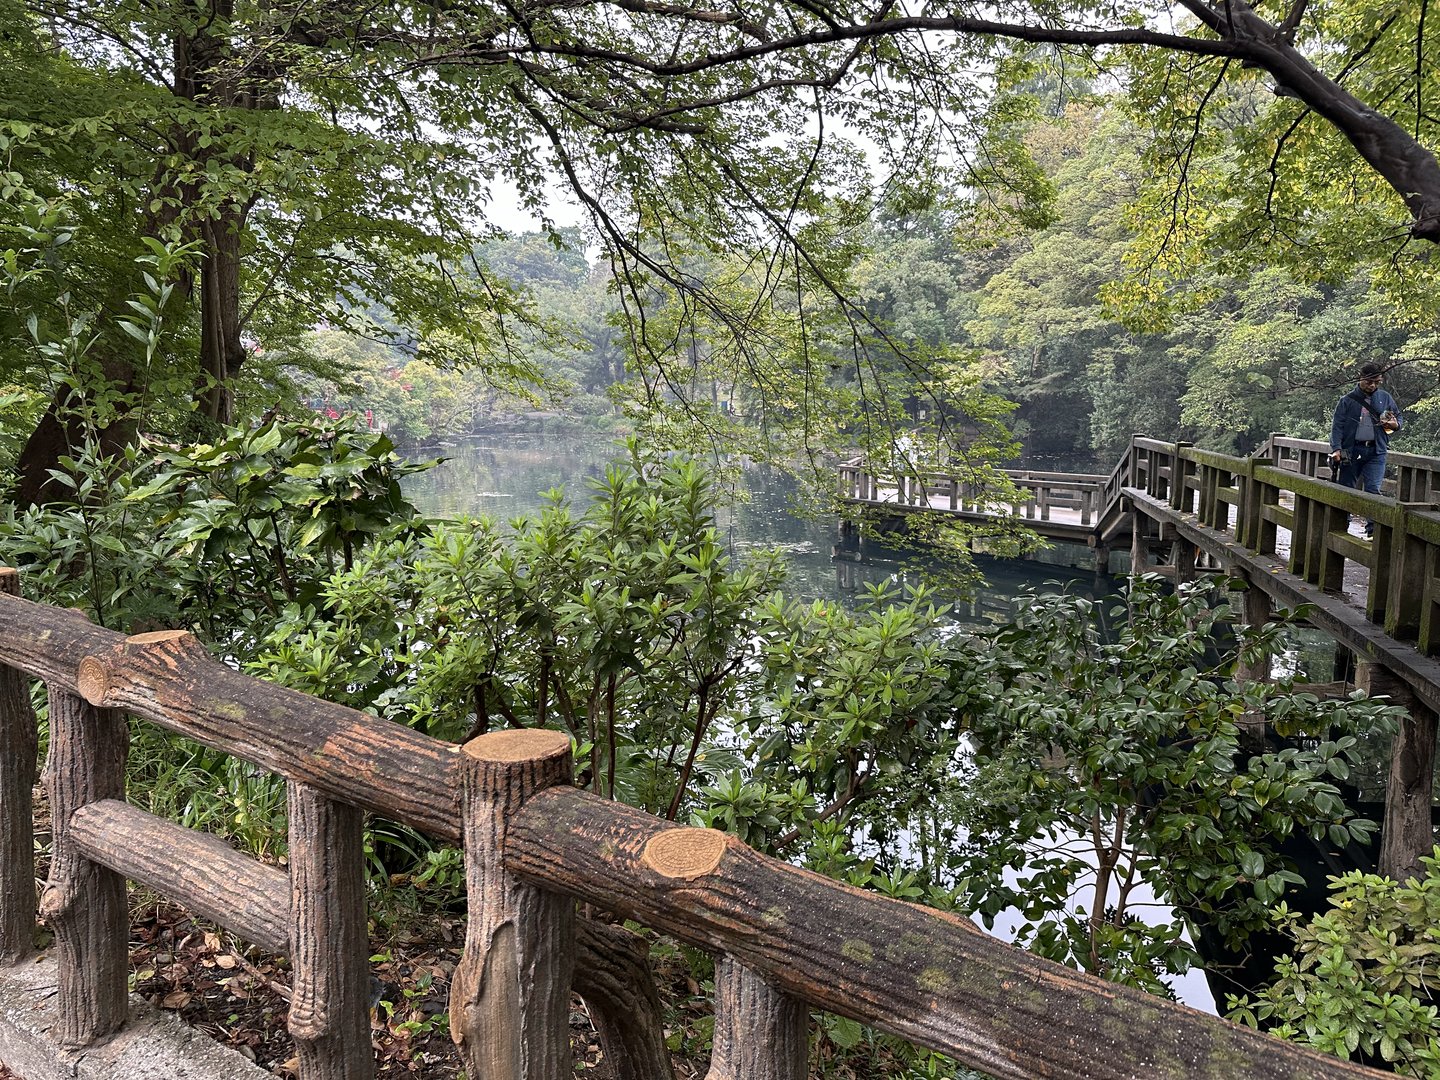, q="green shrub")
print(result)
[1230,849,1440,1075]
